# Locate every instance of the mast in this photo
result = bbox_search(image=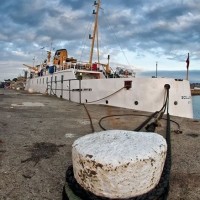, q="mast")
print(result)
[96,18,100,63]
[47,51,51,63]
[47,41,53,64]
[89,0,100,67]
